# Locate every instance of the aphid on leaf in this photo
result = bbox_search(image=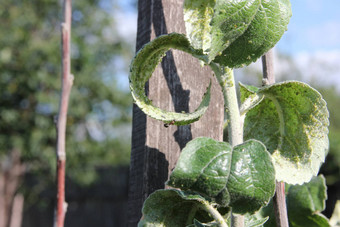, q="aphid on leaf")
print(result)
[164,120,176,128]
